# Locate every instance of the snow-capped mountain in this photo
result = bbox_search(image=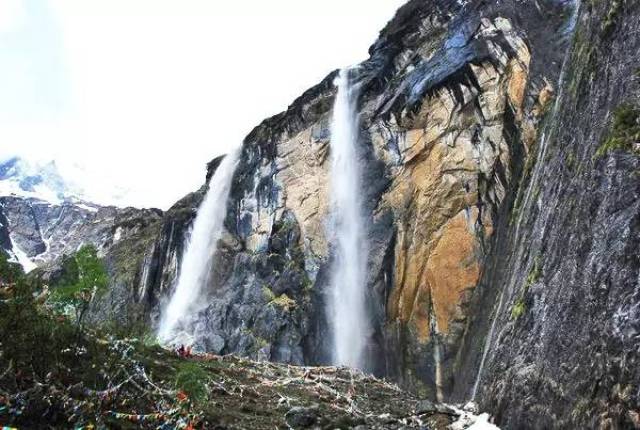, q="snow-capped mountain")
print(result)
[0,156,131,207]
[0,157,75,204]
[0,156,160,273]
